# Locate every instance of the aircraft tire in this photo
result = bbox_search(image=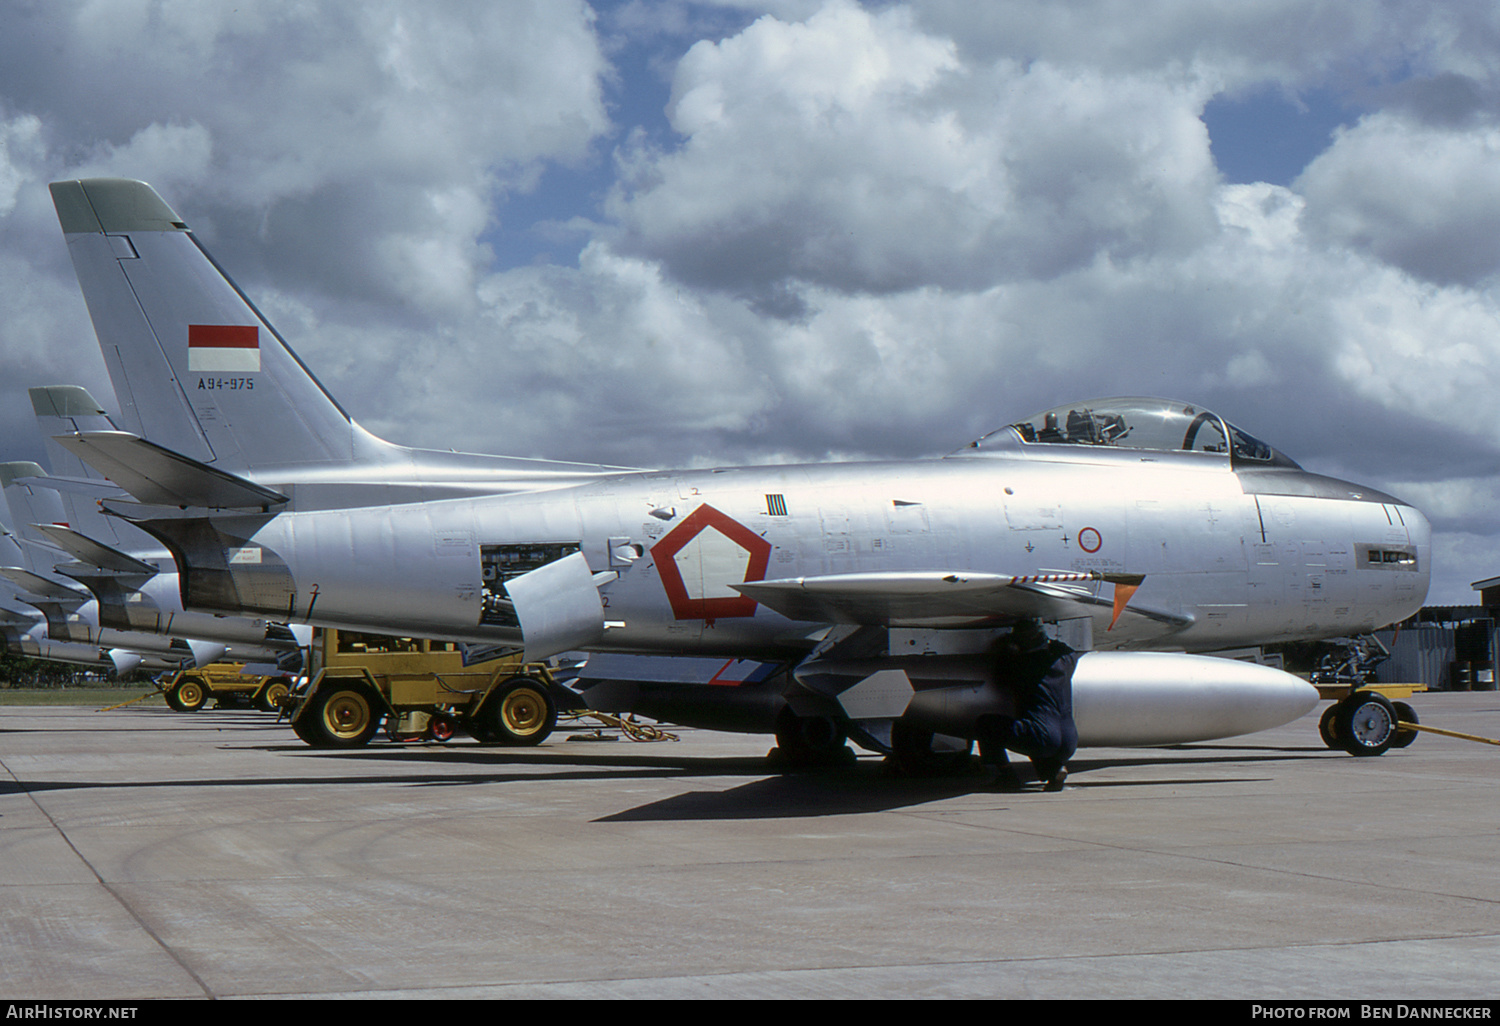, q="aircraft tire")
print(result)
[304,685,382,748]
[1336,692,1397,757]
[887,721,973,777]
[1318,704,1342,749]
[167,677,208,713]
[481,677,556,746]
[771,708,851,768]
[1392,701,1419,749]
